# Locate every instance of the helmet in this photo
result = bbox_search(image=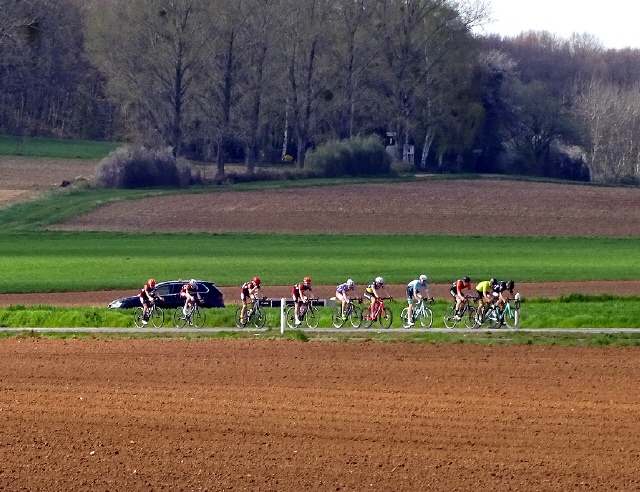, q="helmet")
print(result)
[148,278,155,287]
[303,276,311,284]
[375,276,384,285]
[347,279,355,288]
[490,278,496,285]
[189,279,196,287]
[419,274,427,283]
[253,277,261,286]
[507,280,515,290]
[463,276,470,283]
